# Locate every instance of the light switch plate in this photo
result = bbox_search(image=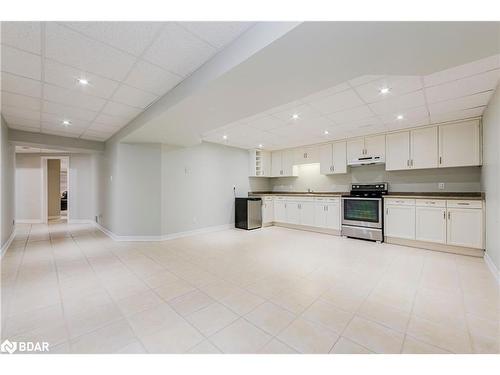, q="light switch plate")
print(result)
[438,182,445,190]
